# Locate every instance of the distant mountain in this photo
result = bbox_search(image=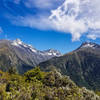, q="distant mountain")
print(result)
[39,42,100,90]
[0,39,61,74]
